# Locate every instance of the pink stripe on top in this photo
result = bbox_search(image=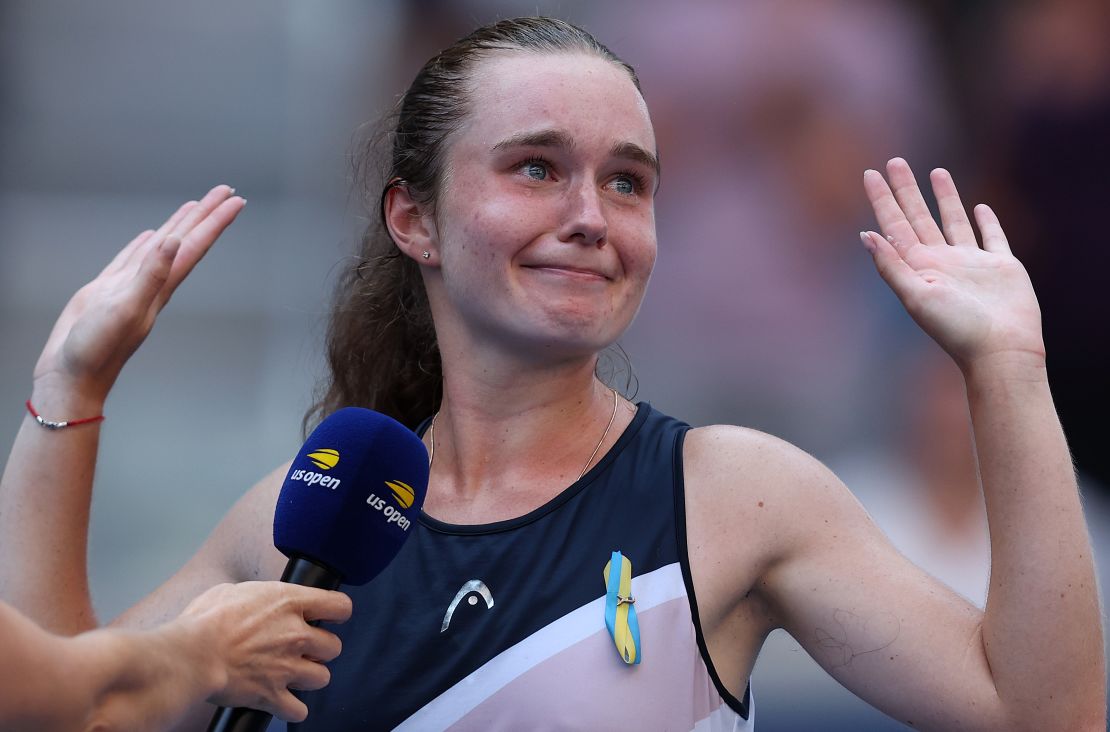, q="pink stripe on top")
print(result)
[445,597,748,731]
